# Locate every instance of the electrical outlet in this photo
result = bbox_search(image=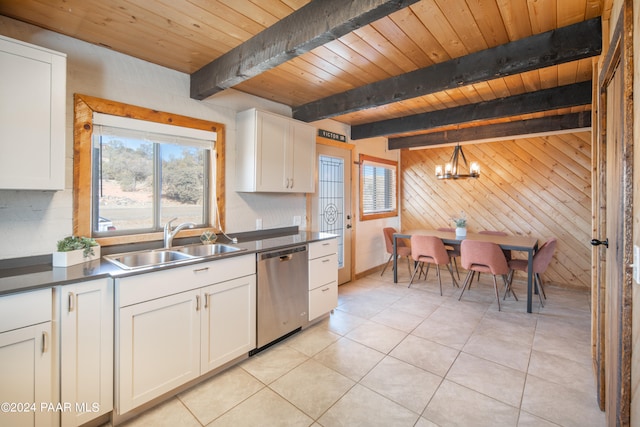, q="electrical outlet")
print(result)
[293,216,301,226]
[256,218,262,230]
